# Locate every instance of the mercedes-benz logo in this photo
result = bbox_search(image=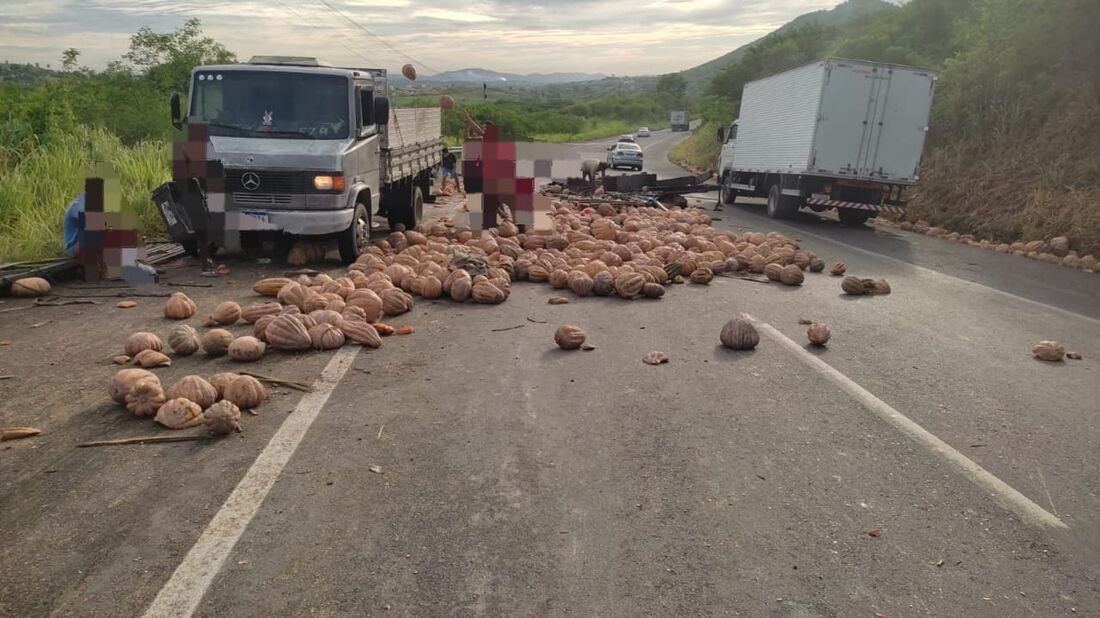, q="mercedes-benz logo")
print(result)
[241,171,261,191]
